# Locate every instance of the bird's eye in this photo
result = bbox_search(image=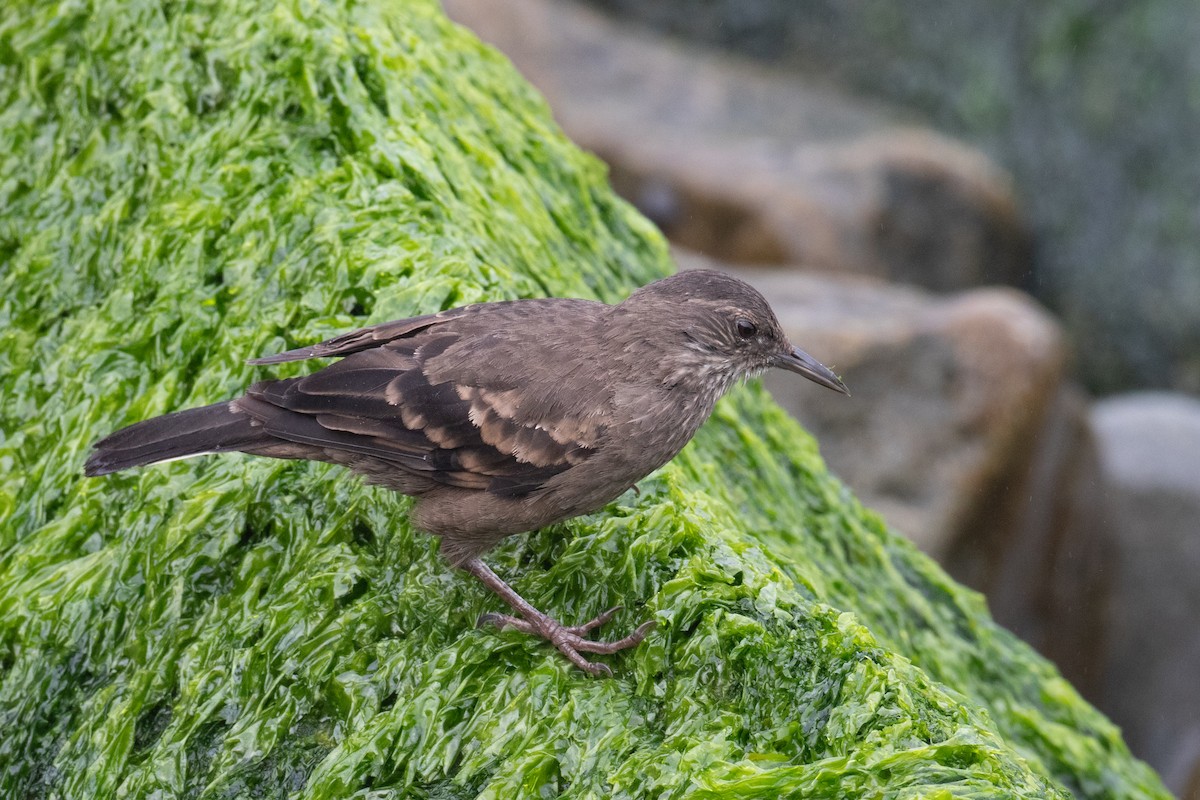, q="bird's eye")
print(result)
[735,318,757,339]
